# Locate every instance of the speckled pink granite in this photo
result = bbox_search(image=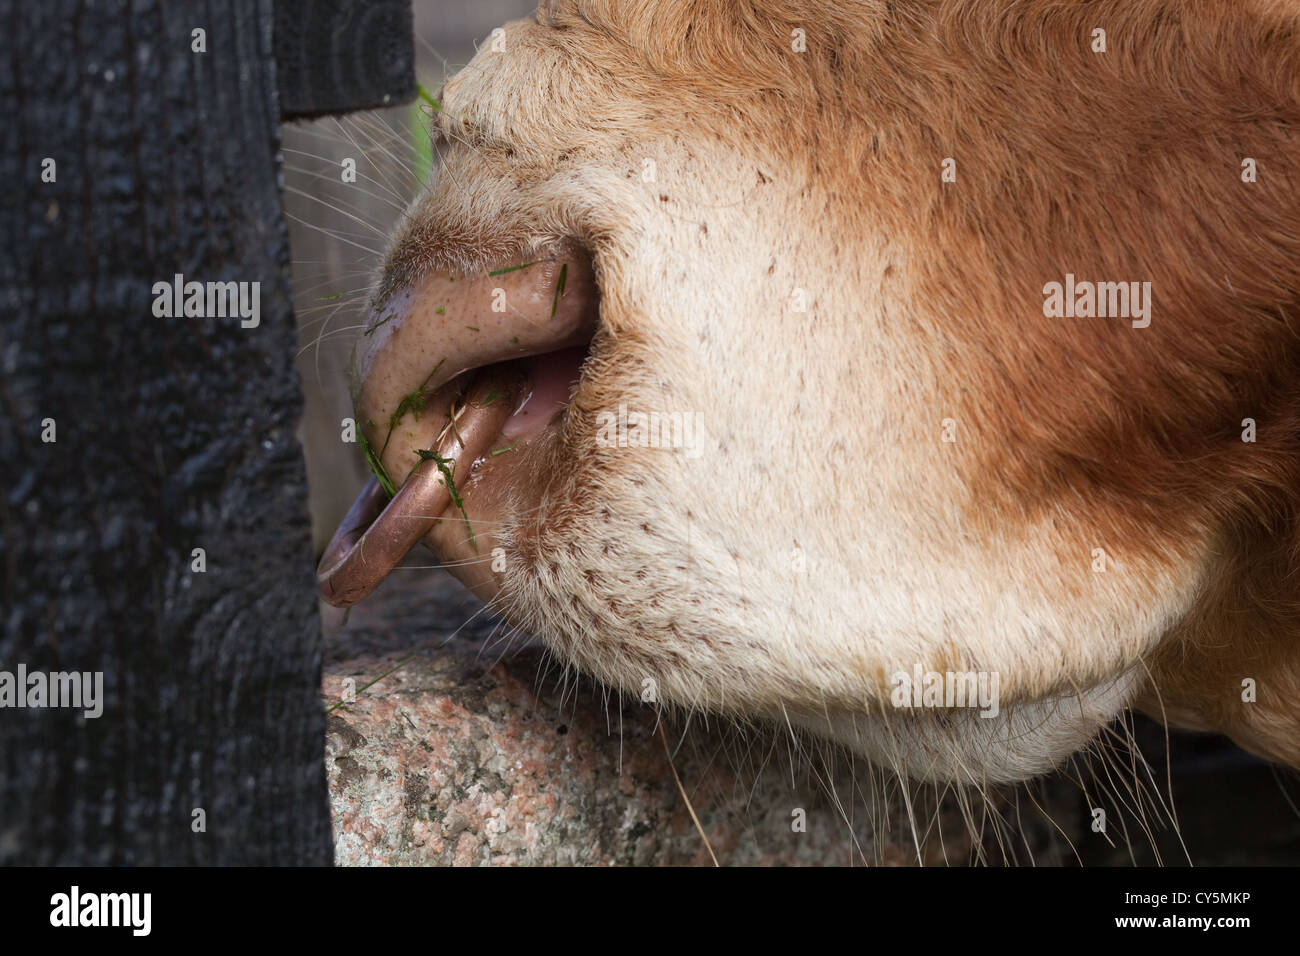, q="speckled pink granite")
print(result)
[321,575,1064,865]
